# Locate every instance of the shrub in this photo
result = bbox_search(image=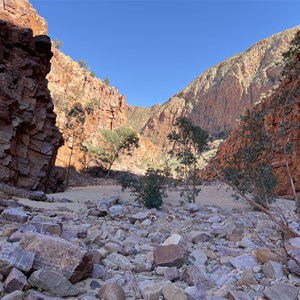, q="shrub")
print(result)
[117,168,163,209]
